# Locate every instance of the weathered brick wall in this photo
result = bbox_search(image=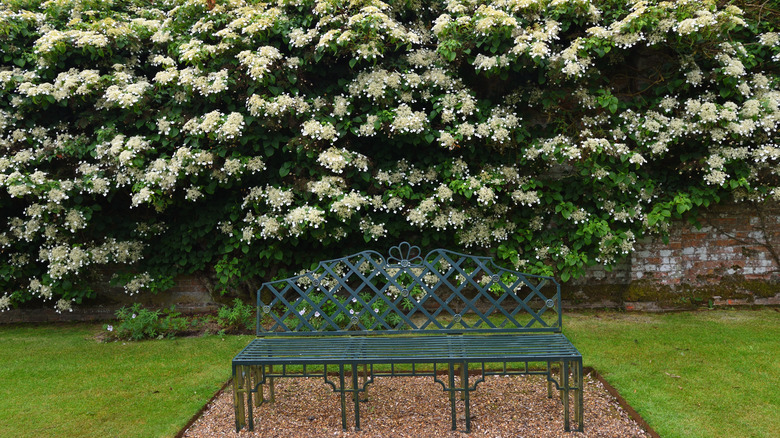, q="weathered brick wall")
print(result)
[569,201,780,309]
[3,202,779,323]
